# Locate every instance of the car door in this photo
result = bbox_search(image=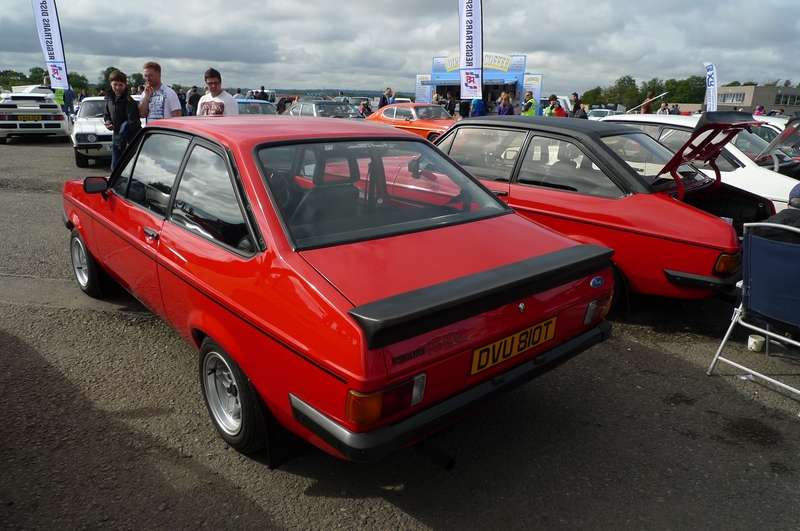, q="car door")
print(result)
[506,134,631,244]
[156,140,263,338]
[441,126,528,198]
[94,131,191,316]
